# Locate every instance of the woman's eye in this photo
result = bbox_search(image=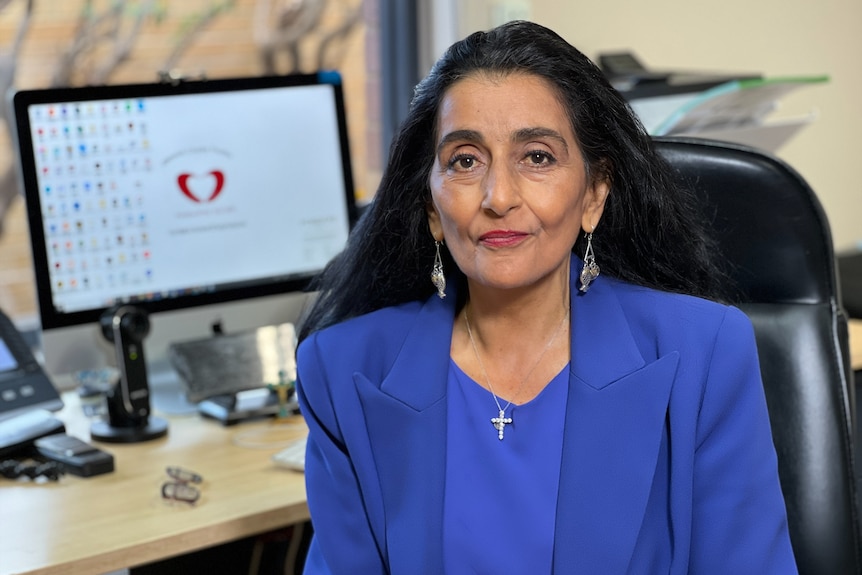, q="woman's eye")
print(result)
[447,154,476,171]
[526,151,554,165]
